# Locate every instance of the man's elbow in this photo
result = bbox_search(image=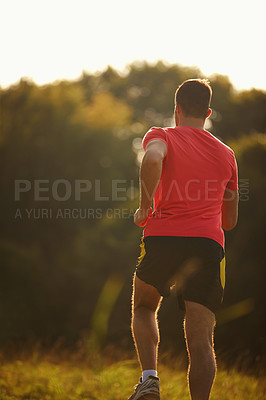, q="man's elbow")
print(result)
[222,217,238,231]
